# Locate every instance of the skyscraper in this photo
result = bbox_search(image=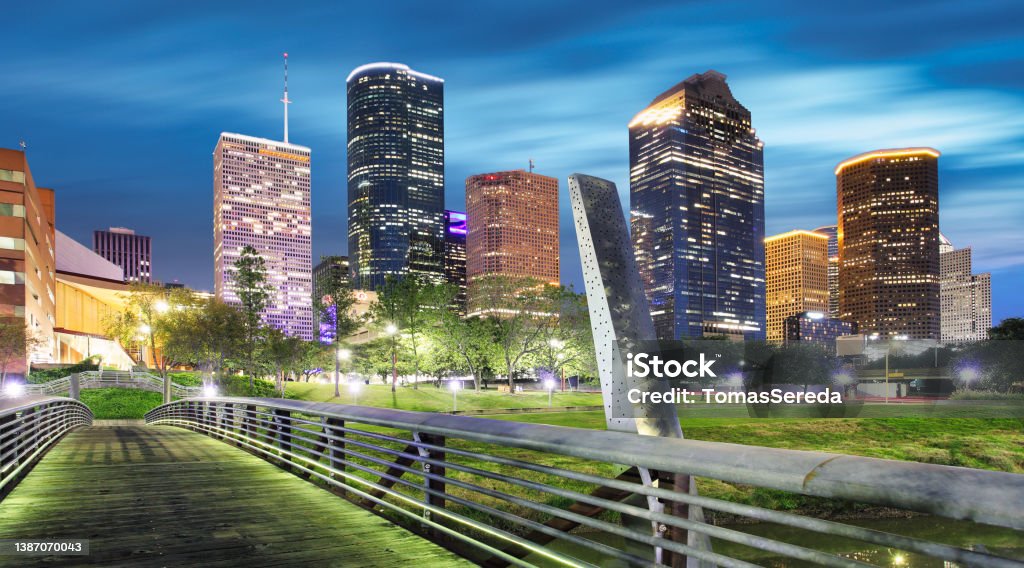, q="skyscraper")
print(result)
[93,227,152,283]
[0,148,56,375]
[764,230,829,343]
[312,255,349,342]
[347,62,445,290]
[629,71,766,340]
[465,170,559,314]
[939,234,992,343]
[213,133,313,340]
[836,148,941,340]
[443,210,467,315]
[813,225,840,318]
